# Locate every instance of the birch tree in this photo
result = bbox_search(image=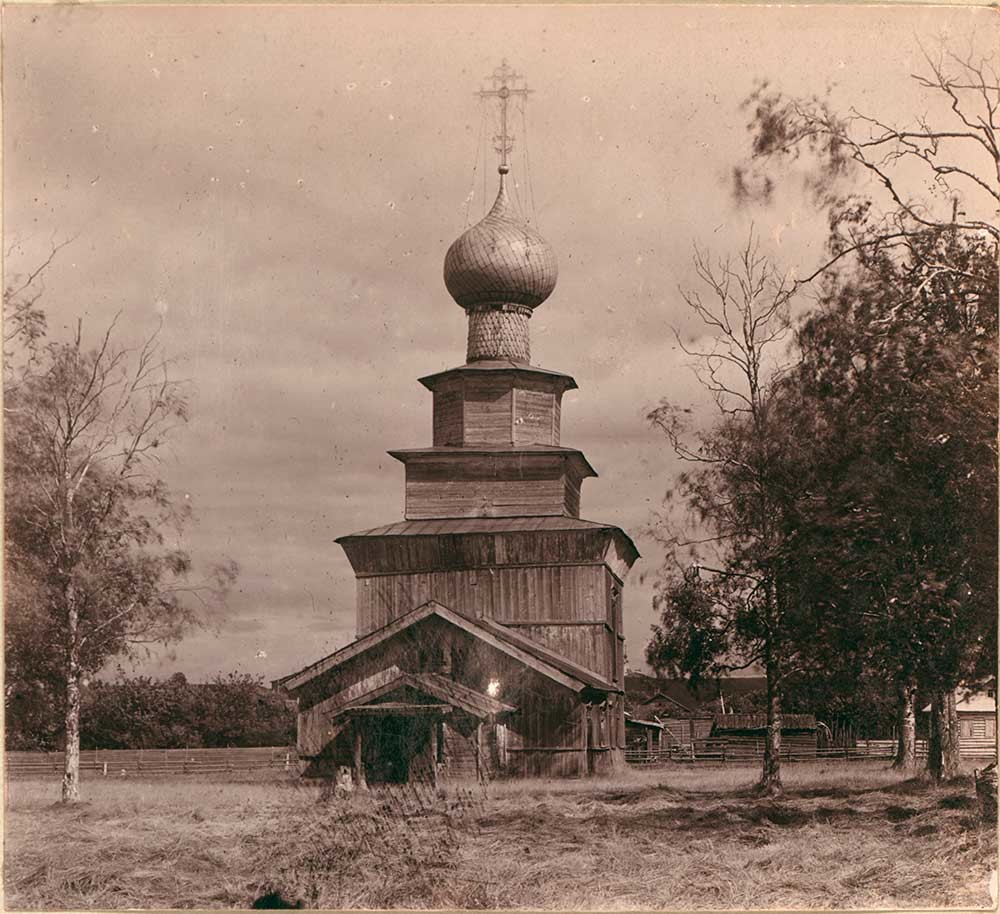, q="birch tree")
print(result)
[4,318,236,801]
[646,232,801,796]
